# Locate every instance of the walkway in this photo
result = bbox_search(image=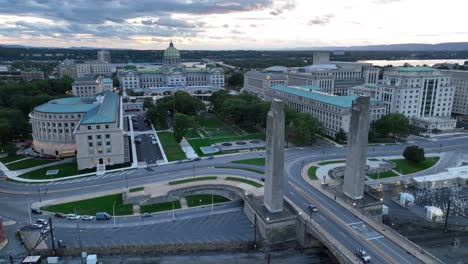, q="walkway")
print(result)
[0,157,75,178]
[180,137,198,159]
